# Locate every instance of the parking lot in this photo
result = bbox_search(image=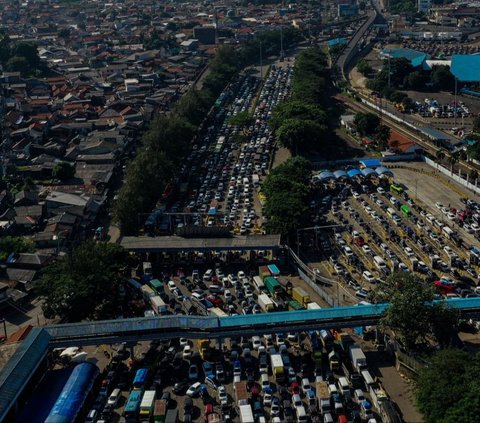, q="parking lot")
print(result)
[306,162,480,303]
